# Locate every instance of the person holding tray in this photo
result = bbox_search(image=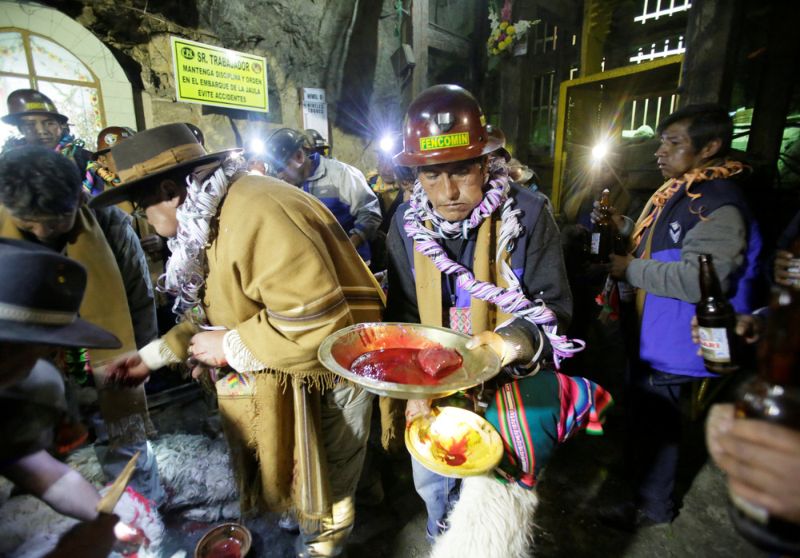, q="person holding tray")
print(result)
[385,85,609,556]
